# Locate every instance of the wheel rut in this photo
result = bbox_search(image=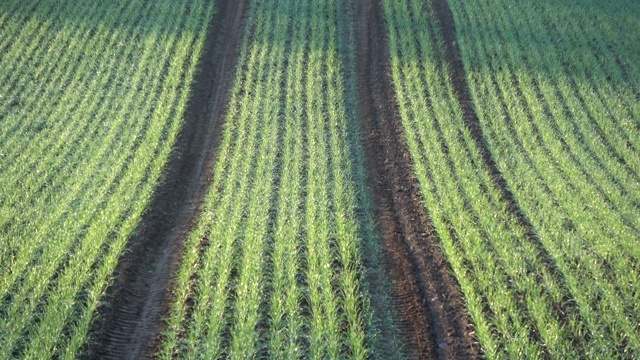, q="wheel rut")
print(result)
[355,0,478,358]
[87,0,247,358]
